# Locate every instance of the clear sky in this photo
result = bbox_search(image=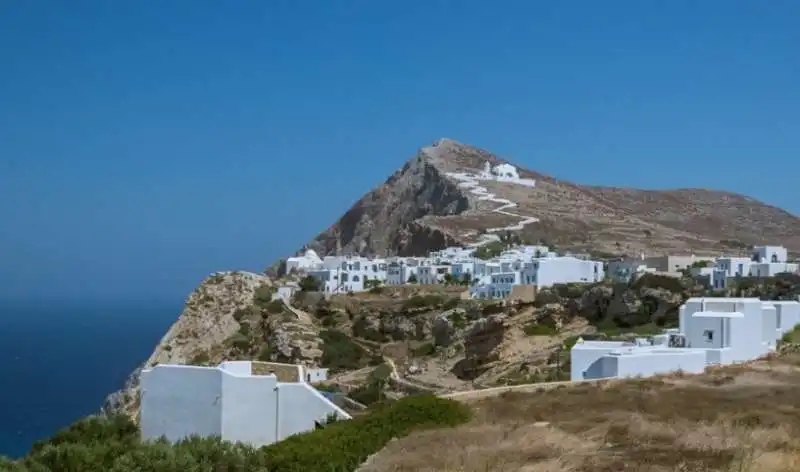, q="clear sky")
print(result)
[1,1,798,303]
